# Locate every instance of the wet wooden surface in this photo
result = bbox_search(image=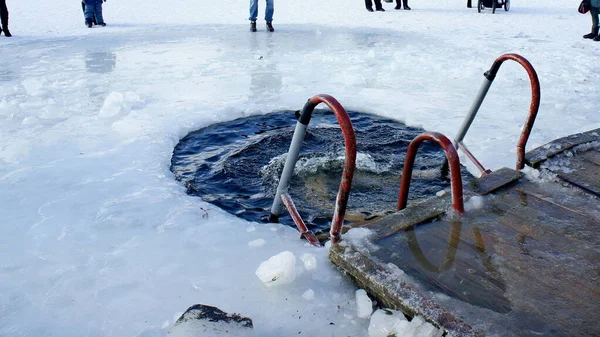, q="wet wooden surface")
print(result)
[330,134,600,337]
